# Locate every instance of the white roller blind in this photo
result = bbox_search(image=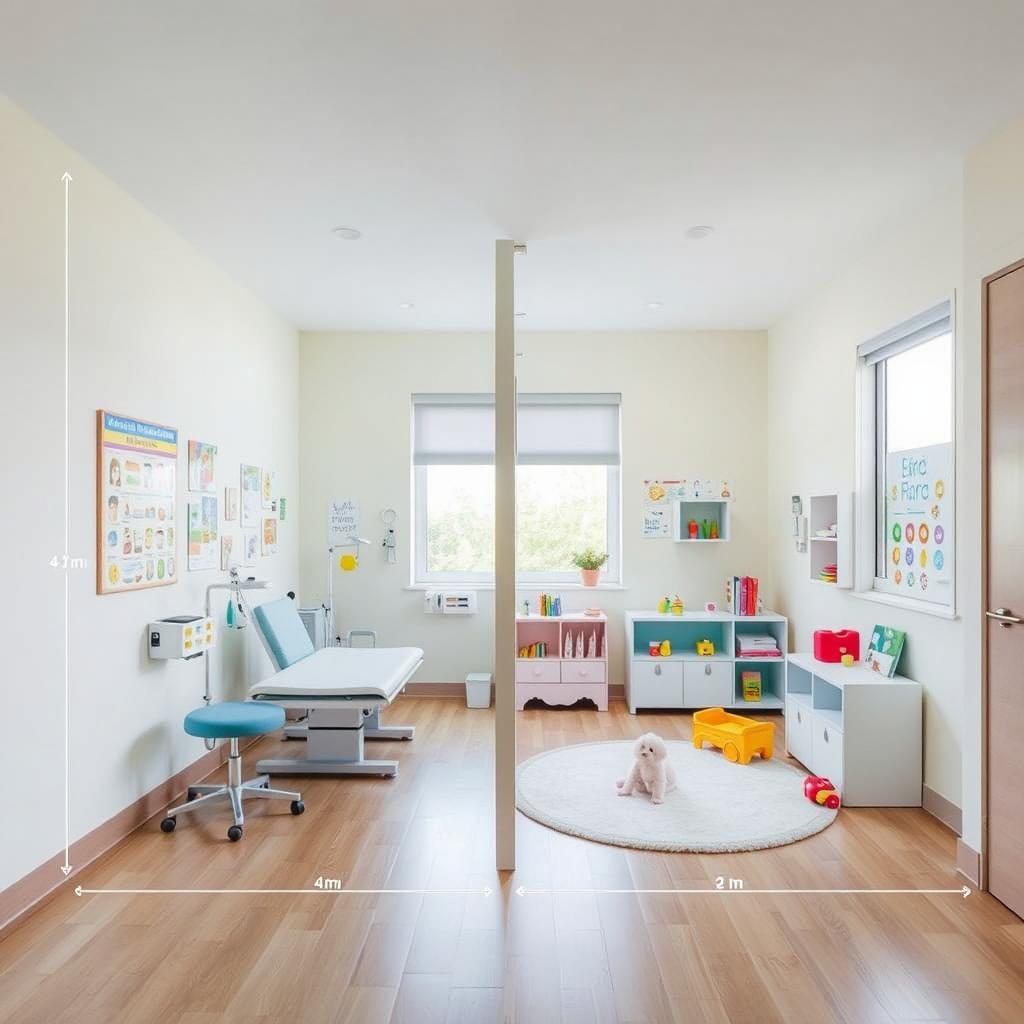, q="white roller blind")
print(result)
[412,393,620,466]
[857,300,951,366]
